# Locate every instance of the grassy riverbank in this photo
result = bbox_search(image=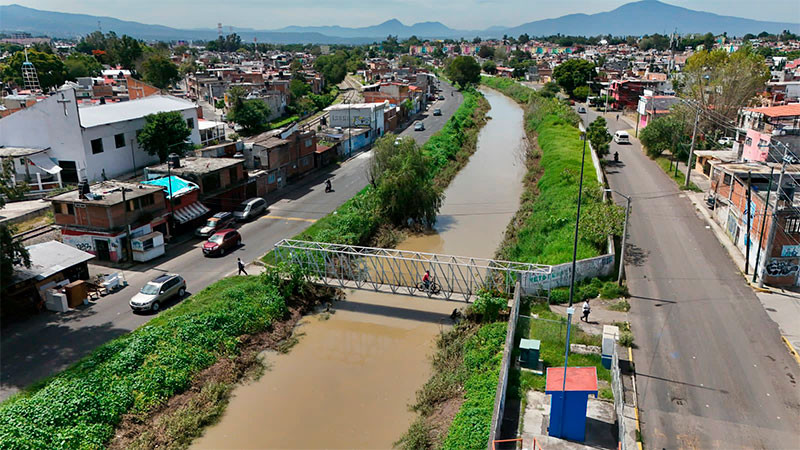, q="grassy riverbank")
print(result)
[484,78,619,265]
[0,266,334,449]
[396,319,507,450]
[263,88,489,260]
